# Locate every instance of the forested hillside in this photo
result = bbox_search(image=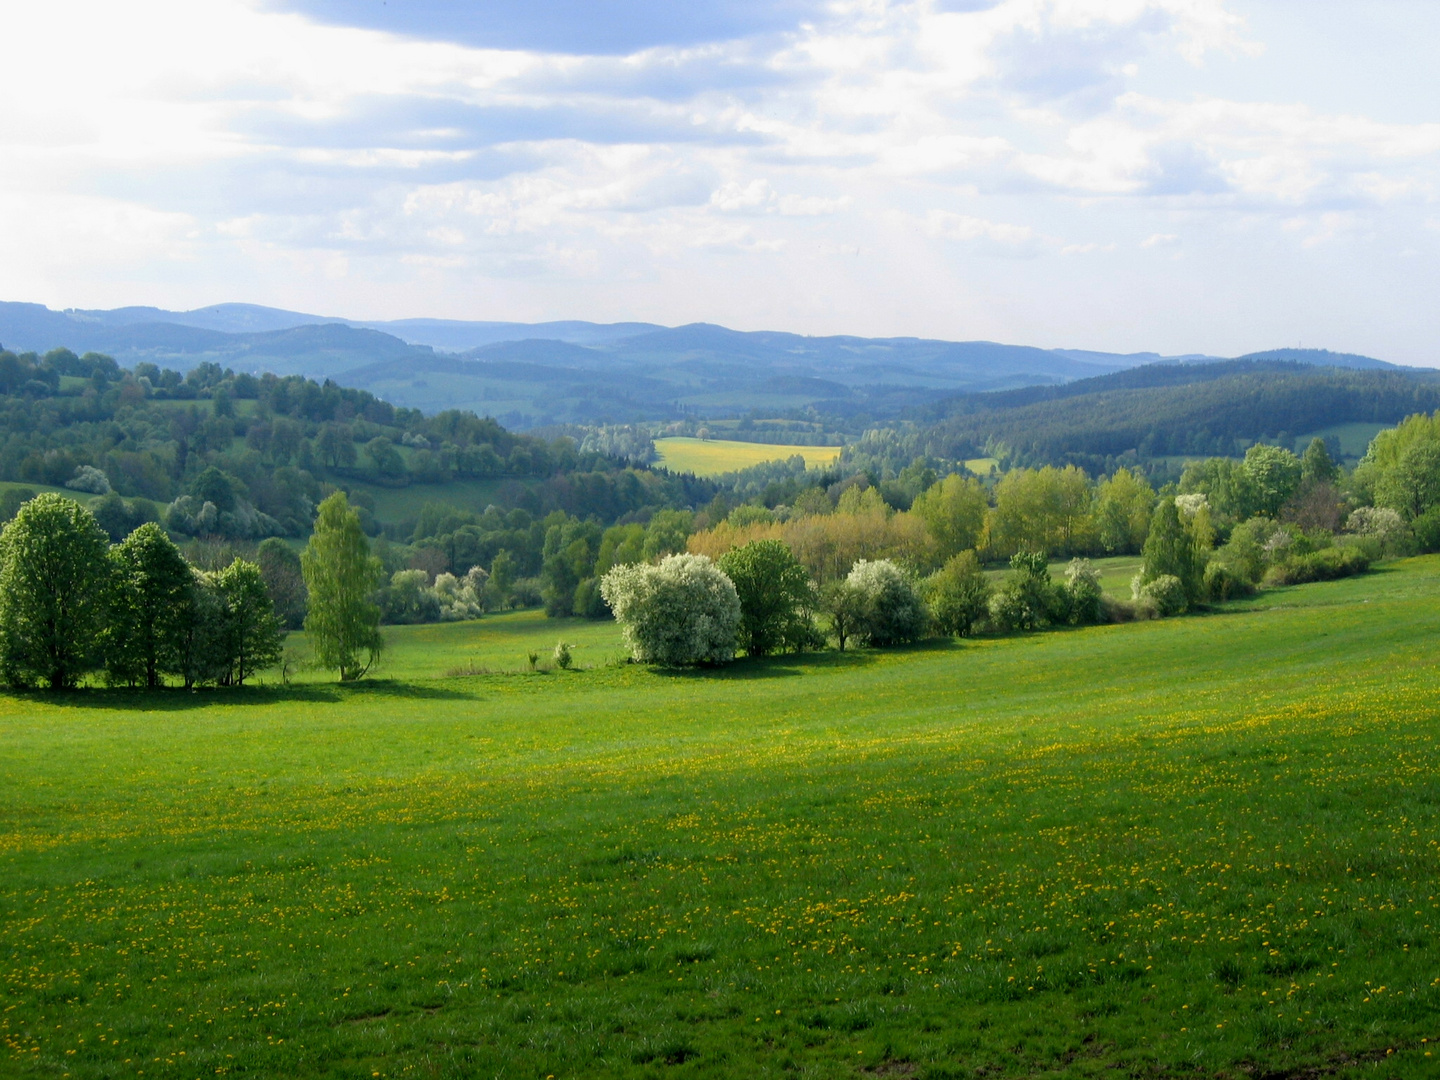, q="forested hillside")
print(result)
[0,345,712,544]
[896,360,1440,473]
